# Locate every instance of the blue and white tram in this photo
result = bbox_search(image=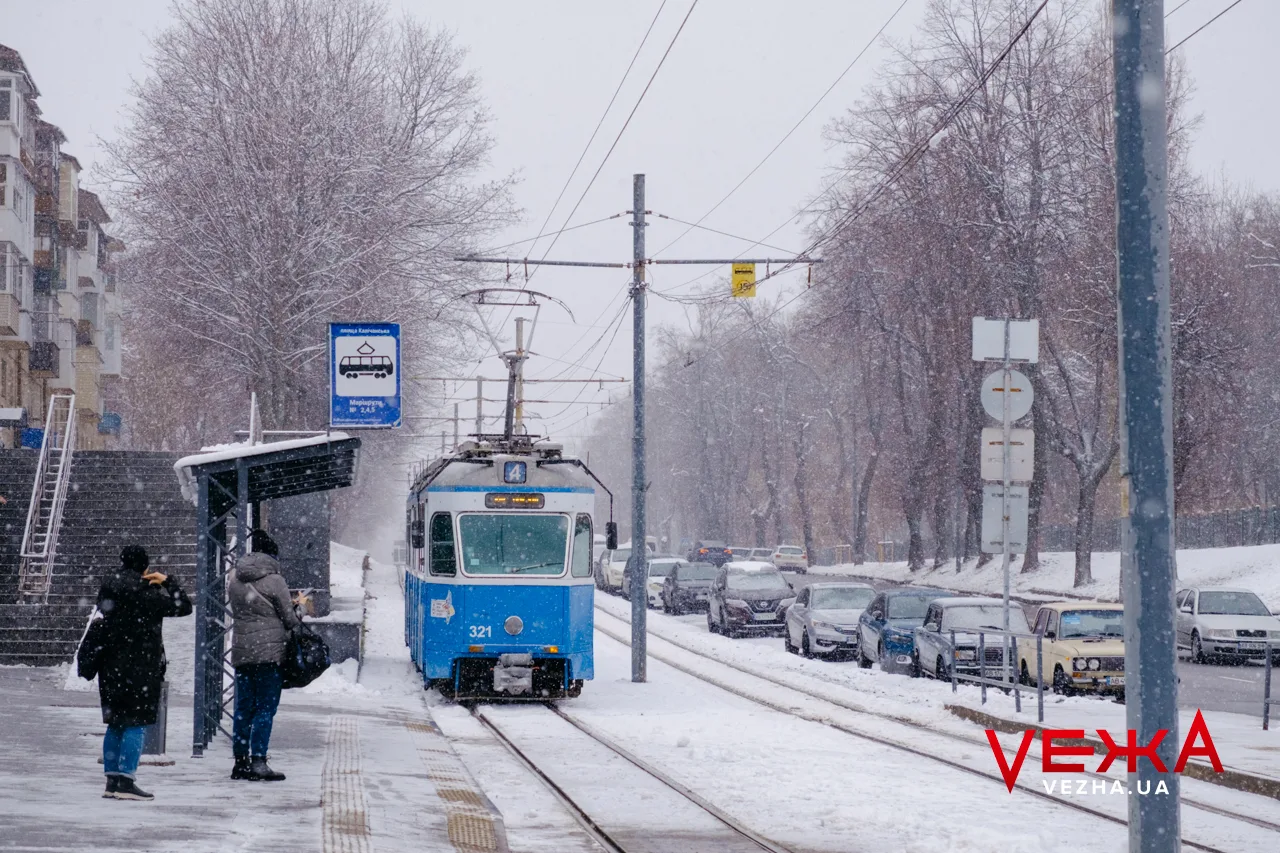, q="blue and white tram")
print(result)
[404,438,614,699]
